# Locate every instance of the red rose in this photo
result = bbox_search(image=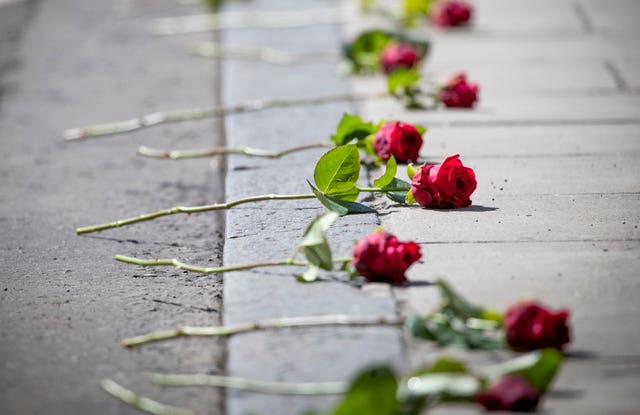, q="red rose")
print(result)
[352,231,421,285]
[505,301,571,351]
[431,0,472,27]
[438,72,479,108]
[373,121,423,163]
[410,154,476,208]
[380,42,420,73]
[477,375,541,412]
